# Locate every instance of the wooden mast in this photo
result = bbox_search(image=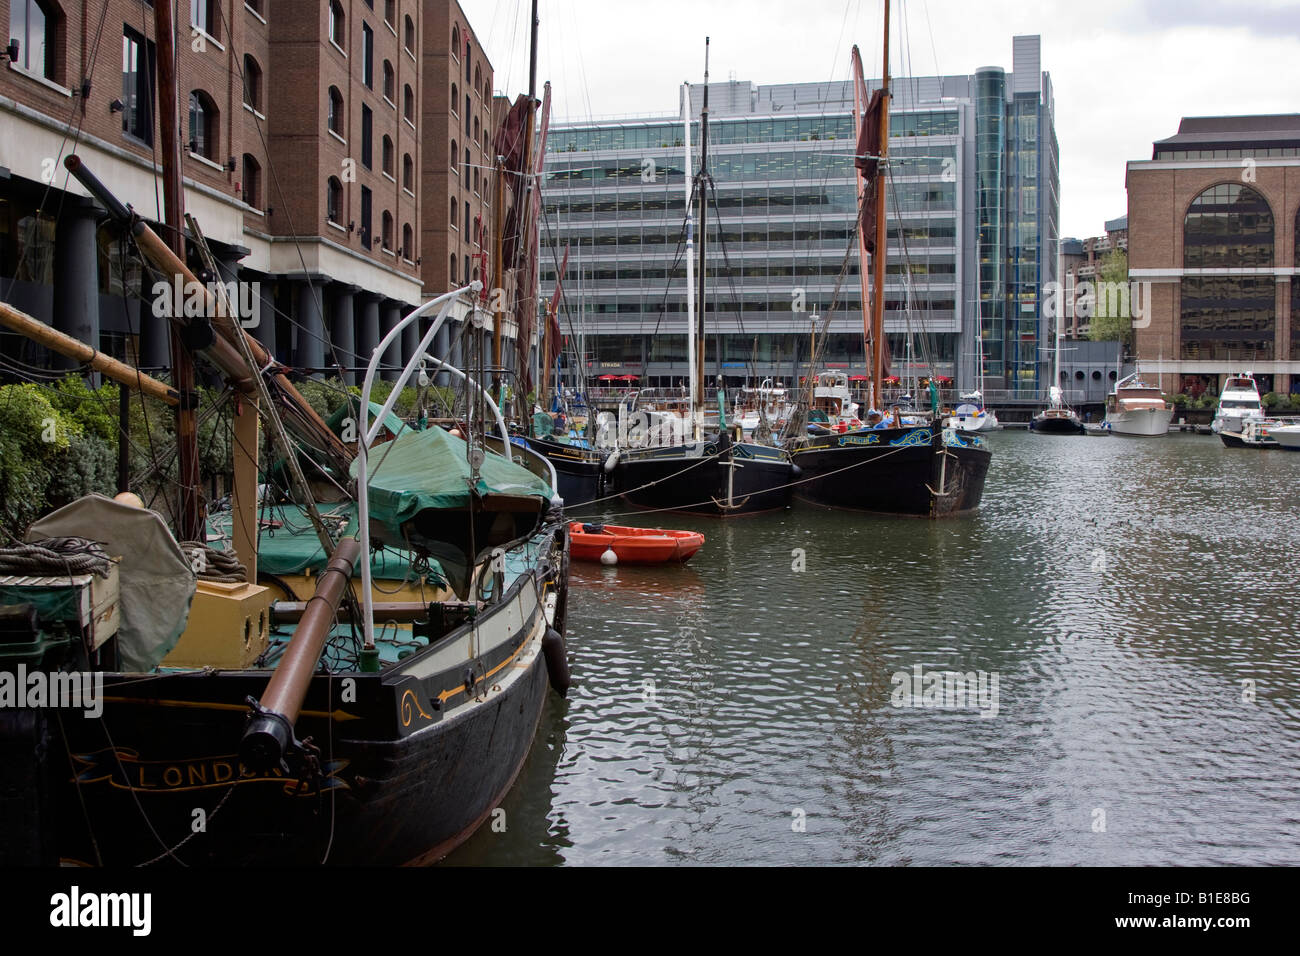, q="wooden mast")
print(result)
[870,0,892,414]
[695,38,710,418]
[155,0,202,541]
